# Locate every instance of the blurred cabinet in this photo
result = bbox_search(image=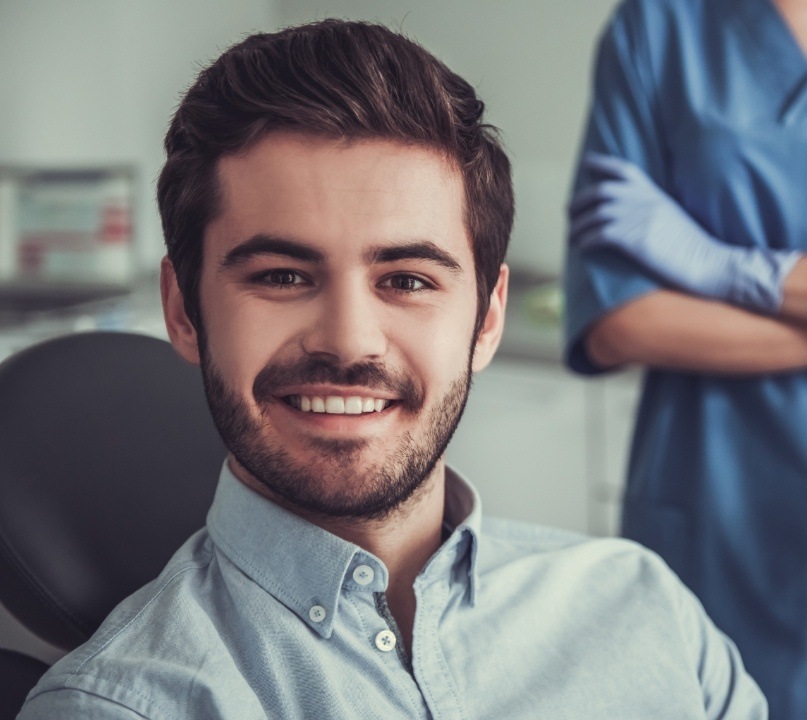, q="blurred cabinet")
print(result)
[446,359,642,536]
[584,369,643,537]
[446,360,589,533]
